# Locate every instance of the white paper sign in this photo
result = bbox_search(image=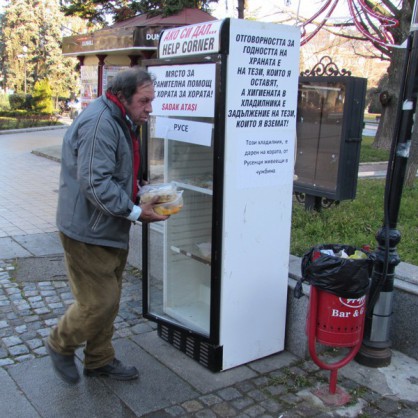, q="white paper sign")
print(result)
[155,117,213,147]
[149,63,216,118]
[225,20,300,189]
